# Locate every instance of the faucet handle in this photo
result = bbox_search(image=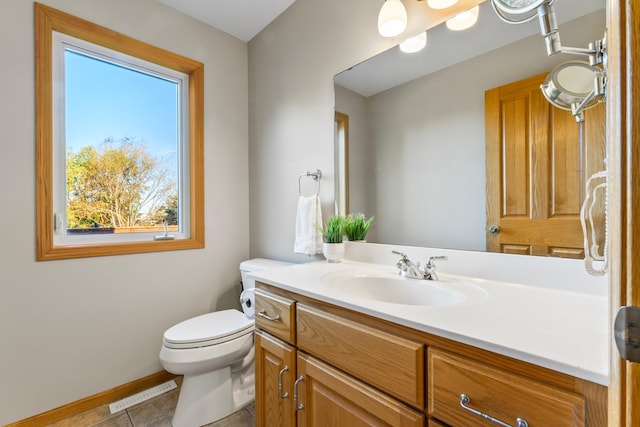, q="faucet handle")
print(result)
[423,256,447,281]
[426,255,448,268]
[392,250,409,270]
[392,250,408,259]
